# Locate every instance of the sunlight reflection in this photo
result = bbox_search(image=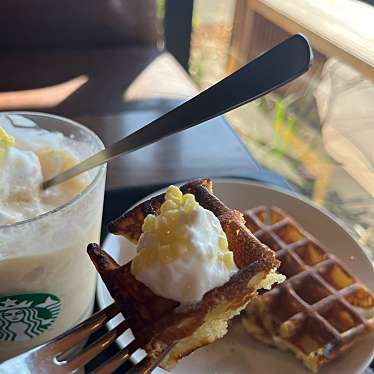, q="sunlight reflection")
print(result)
[122,54,196,102]
[0,75,89,110]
